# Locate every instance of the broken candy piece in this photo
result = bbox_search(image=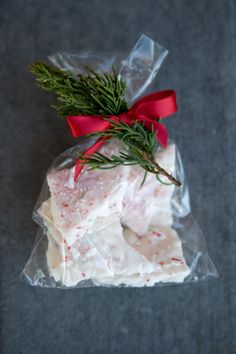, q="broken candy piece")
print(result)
[94,223,190,287]
[47,140,130,245]
[89,222,190,287]
[121,144,176,234]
